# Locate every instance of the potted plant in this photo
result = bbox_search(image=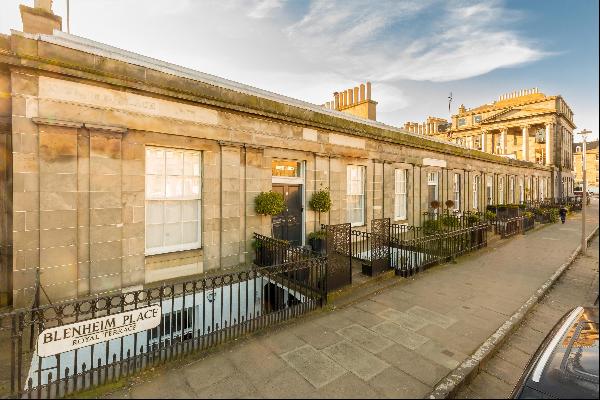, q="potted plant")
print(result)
[430,200,440,210]
[444,199,455,212]
[308,230,327,255]
[308,187,332,253]
[255,191,286,236]
[252,239,272,266]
